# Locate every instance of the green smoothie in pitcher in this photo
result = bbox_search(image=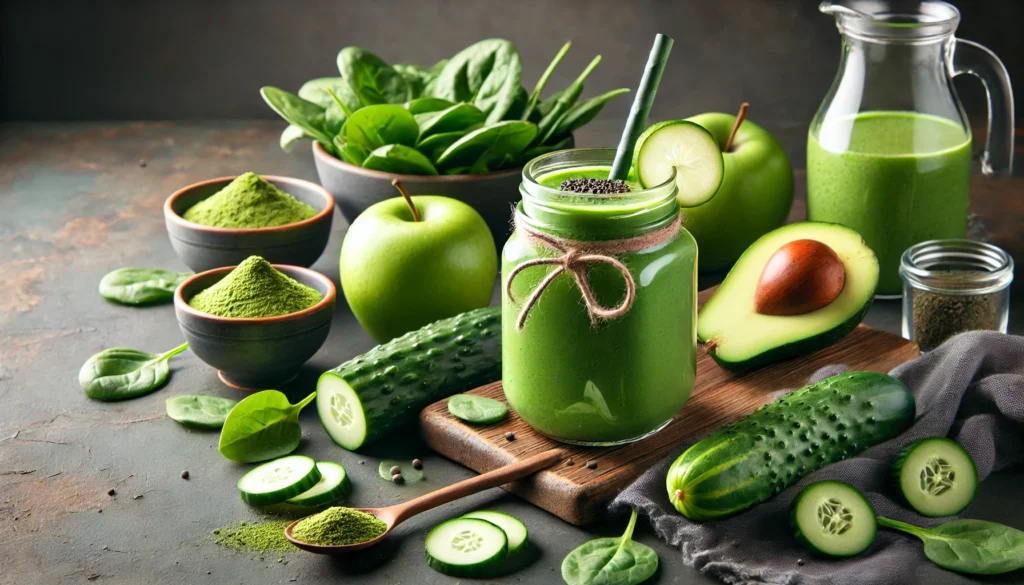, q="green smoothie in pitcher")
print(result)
[502,149,696,445]
[807,111,972,295]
